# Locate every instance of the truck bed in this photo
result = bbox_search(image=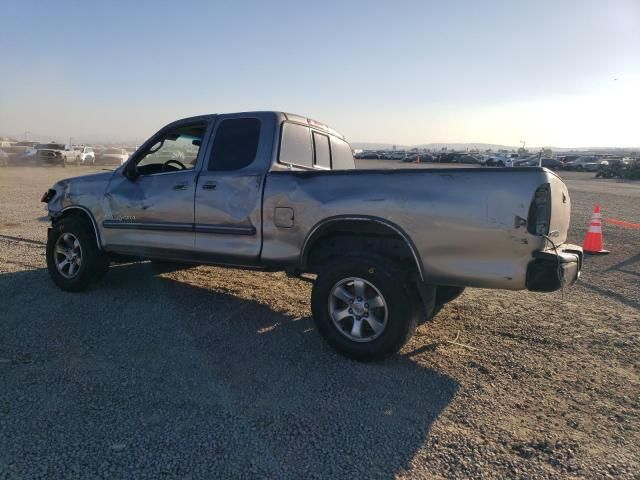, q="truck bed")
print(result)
[262,167,570,290]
